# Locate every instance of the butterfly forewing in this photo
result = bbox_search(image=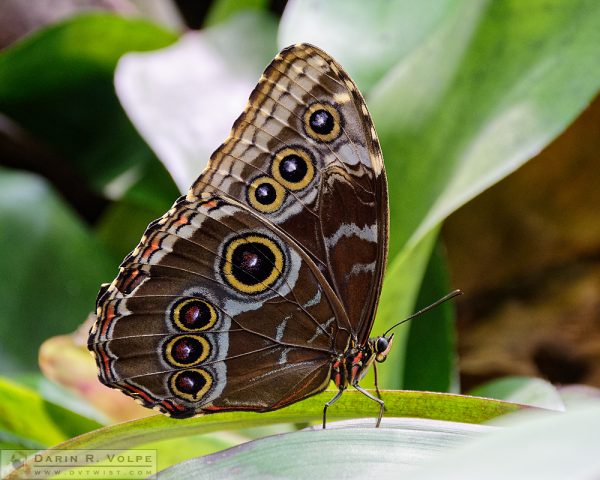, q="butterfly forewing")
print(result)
[191,44,388,341]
